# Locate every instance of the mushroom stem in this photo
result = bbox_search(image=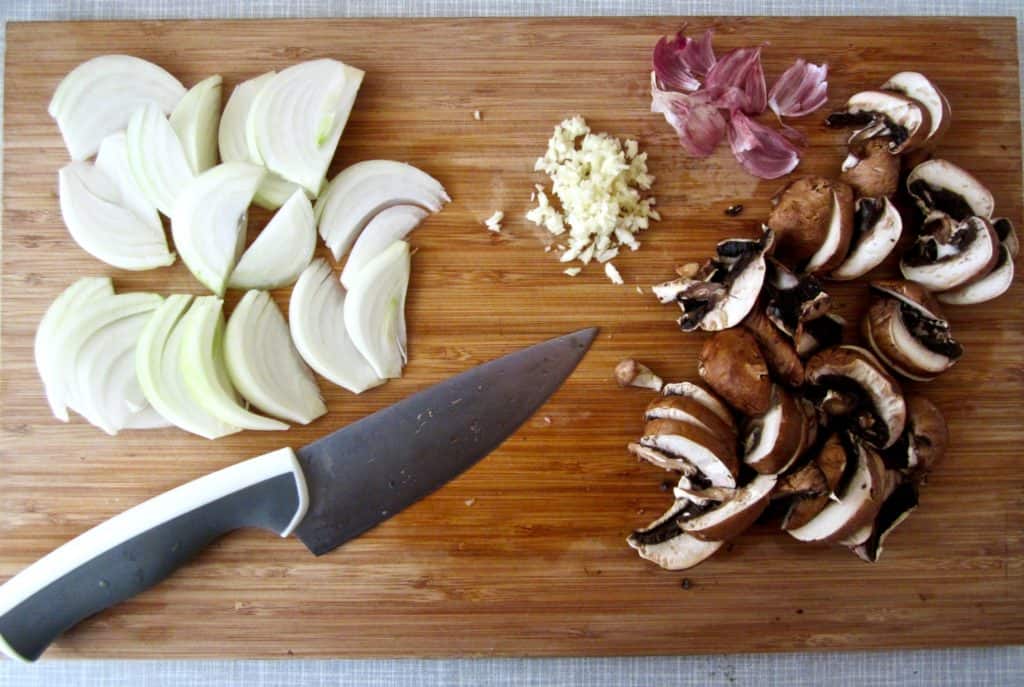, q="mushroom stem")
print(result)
[615,359,663,391]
